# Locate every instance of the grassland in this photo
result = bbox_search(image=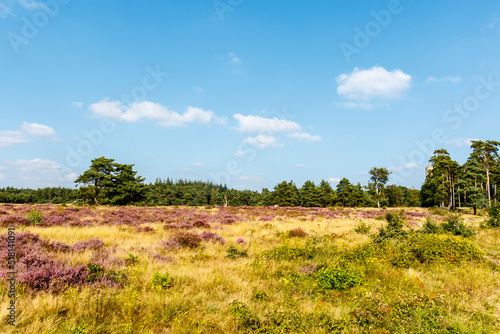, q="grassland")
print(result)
[0,204,499,333]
